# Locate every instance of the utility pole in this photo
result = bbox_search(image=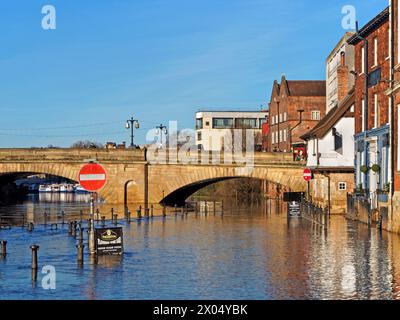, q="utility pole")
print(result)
[125,116,140,148]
